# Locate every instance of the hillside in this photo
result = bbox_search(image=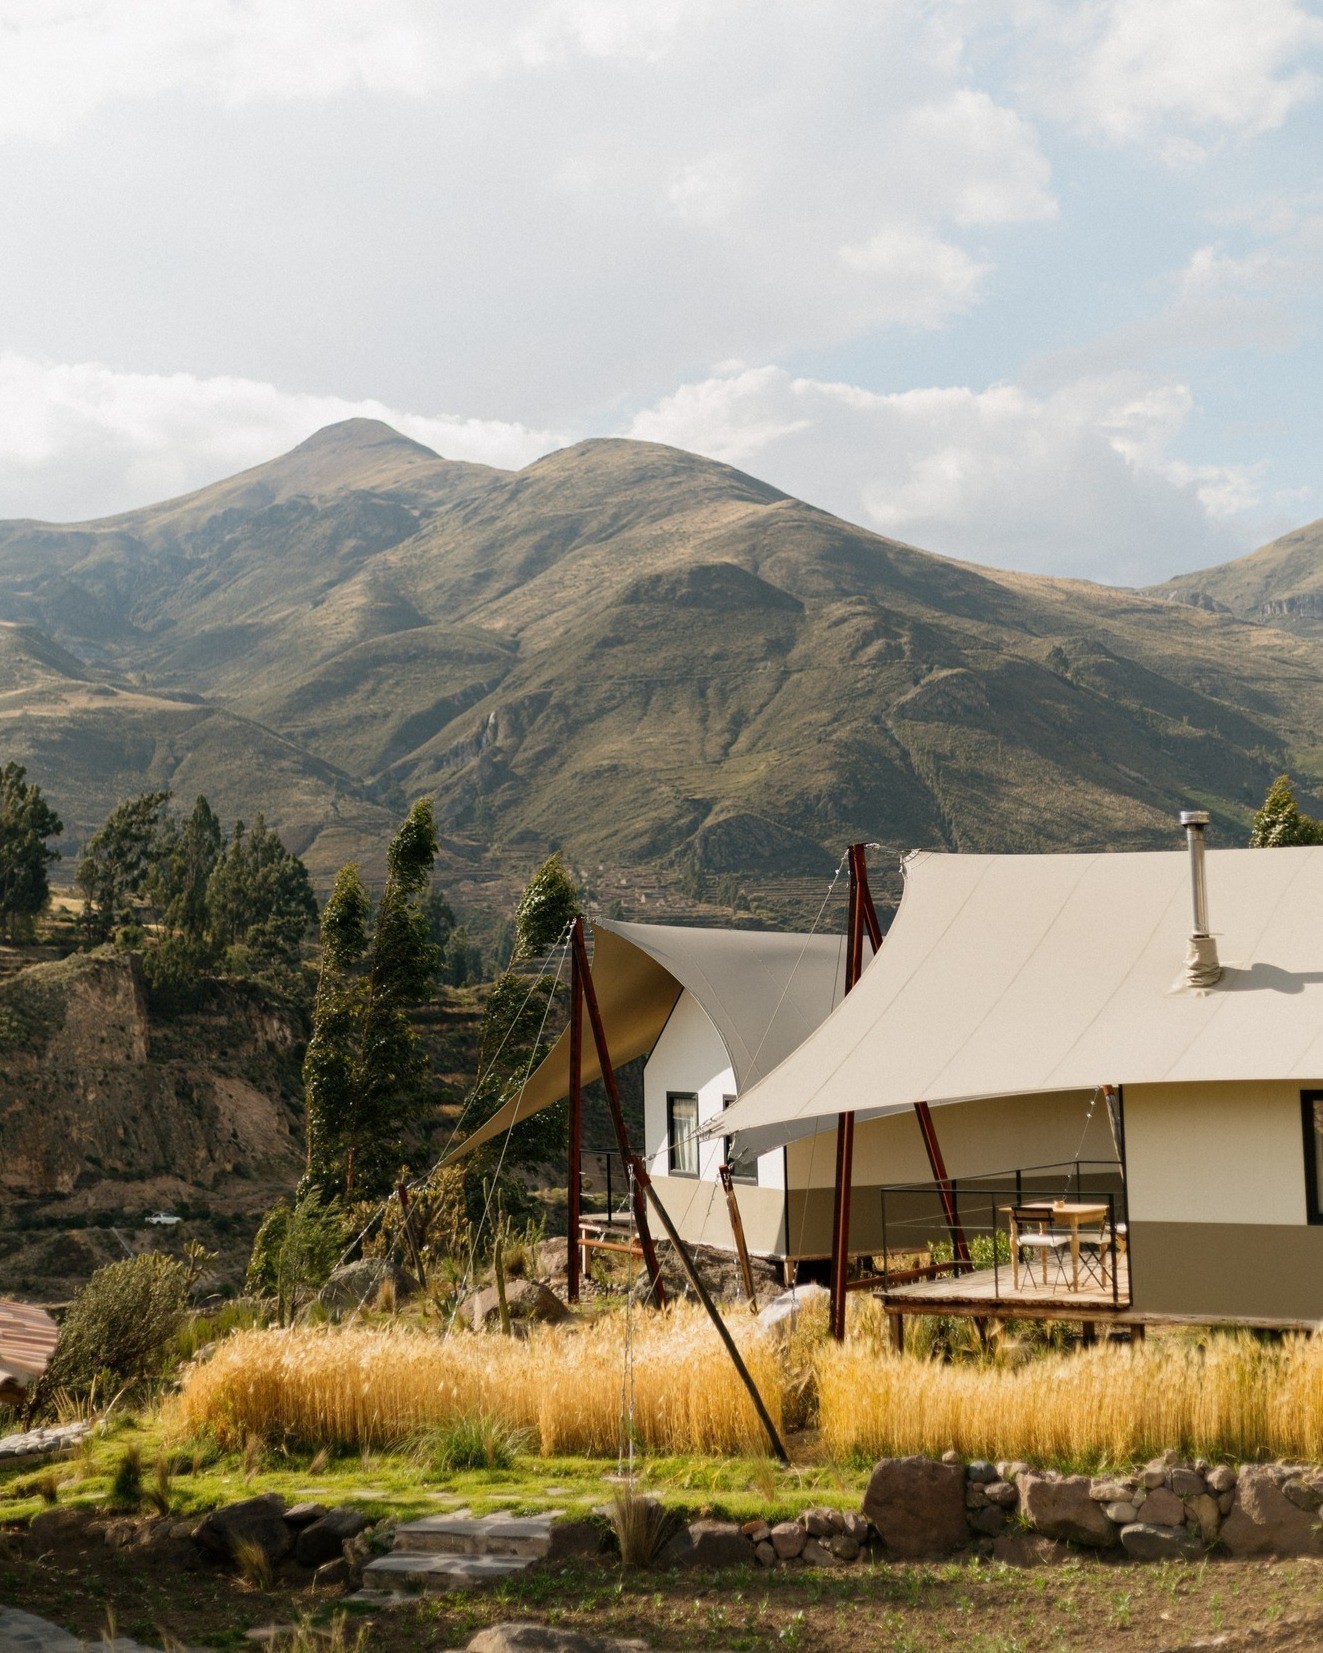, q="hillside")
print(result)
[1153,517,1323,634]
[2,420,1323,923]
